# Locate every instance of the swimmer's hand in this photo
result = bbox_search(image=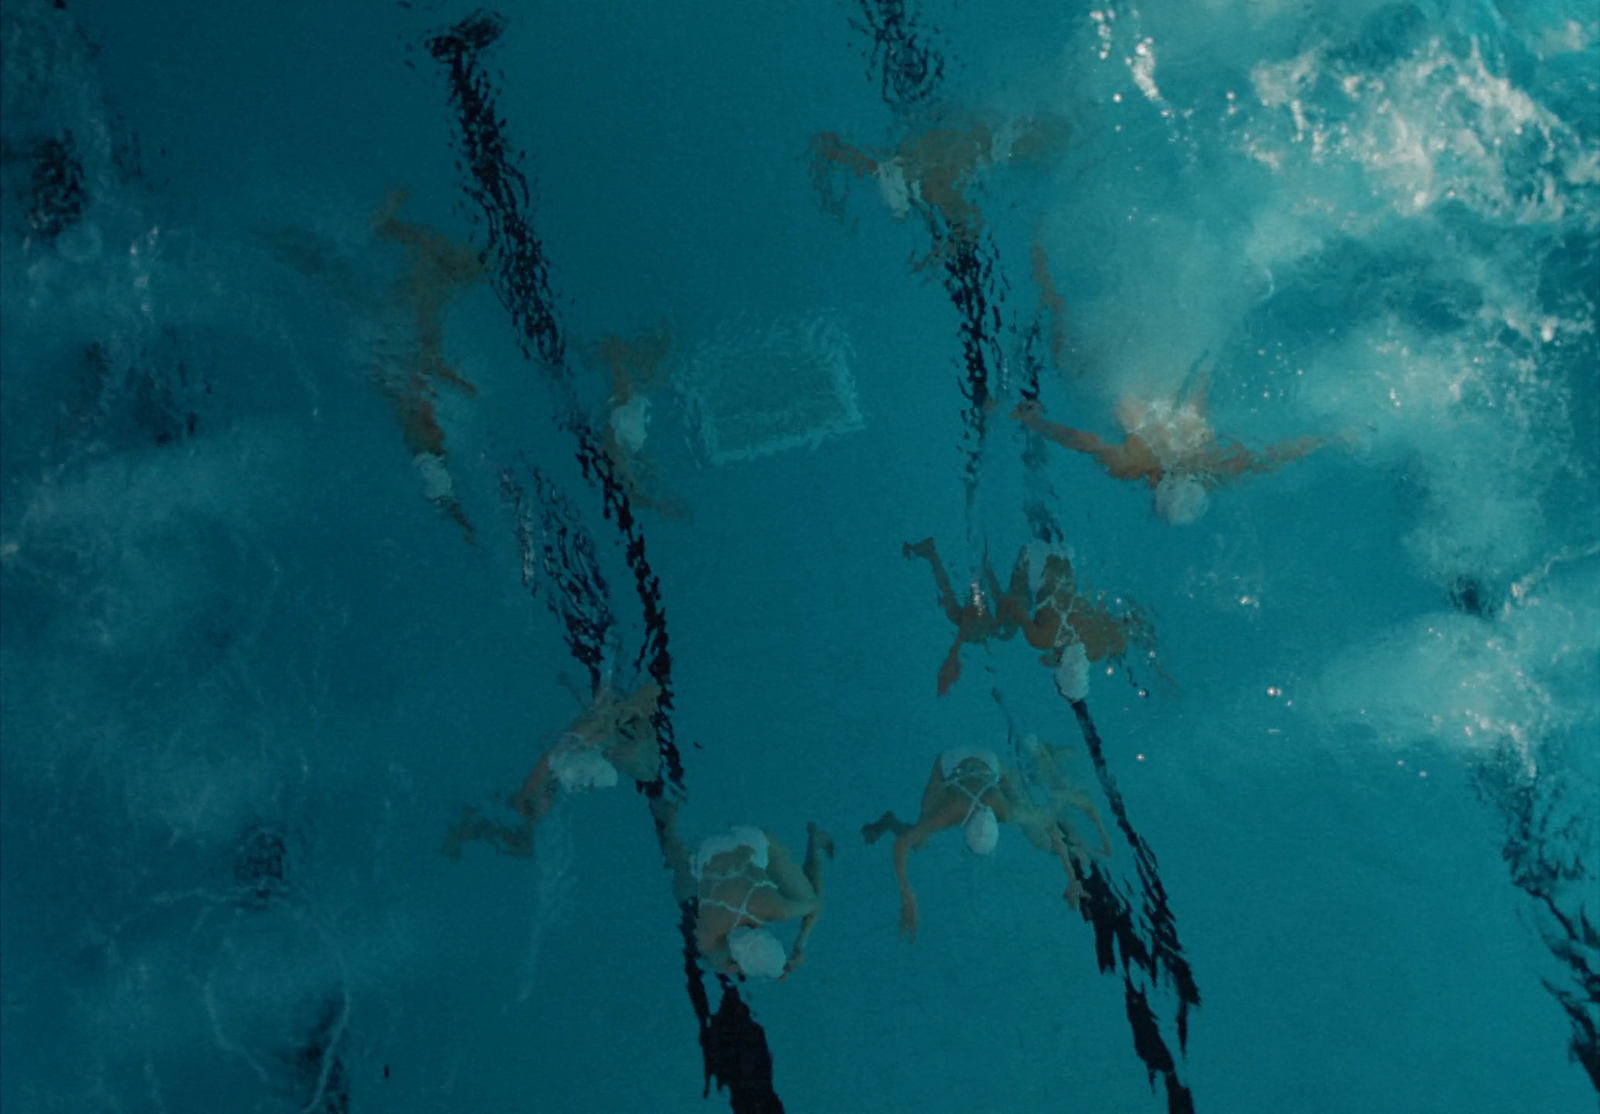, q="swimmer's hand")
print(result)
[1012,398,1046,425]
